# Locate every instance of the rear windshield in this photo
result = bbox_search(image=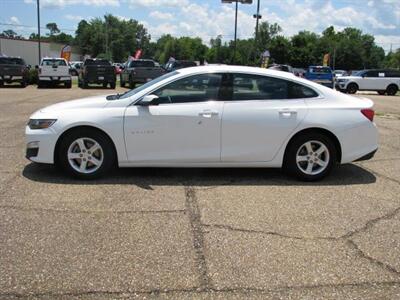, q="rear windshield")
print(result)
[85,59,111,66]
[309,67,331,74]
[129,60,155,68]
[41,59,67,66]
[0,57,25,65]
